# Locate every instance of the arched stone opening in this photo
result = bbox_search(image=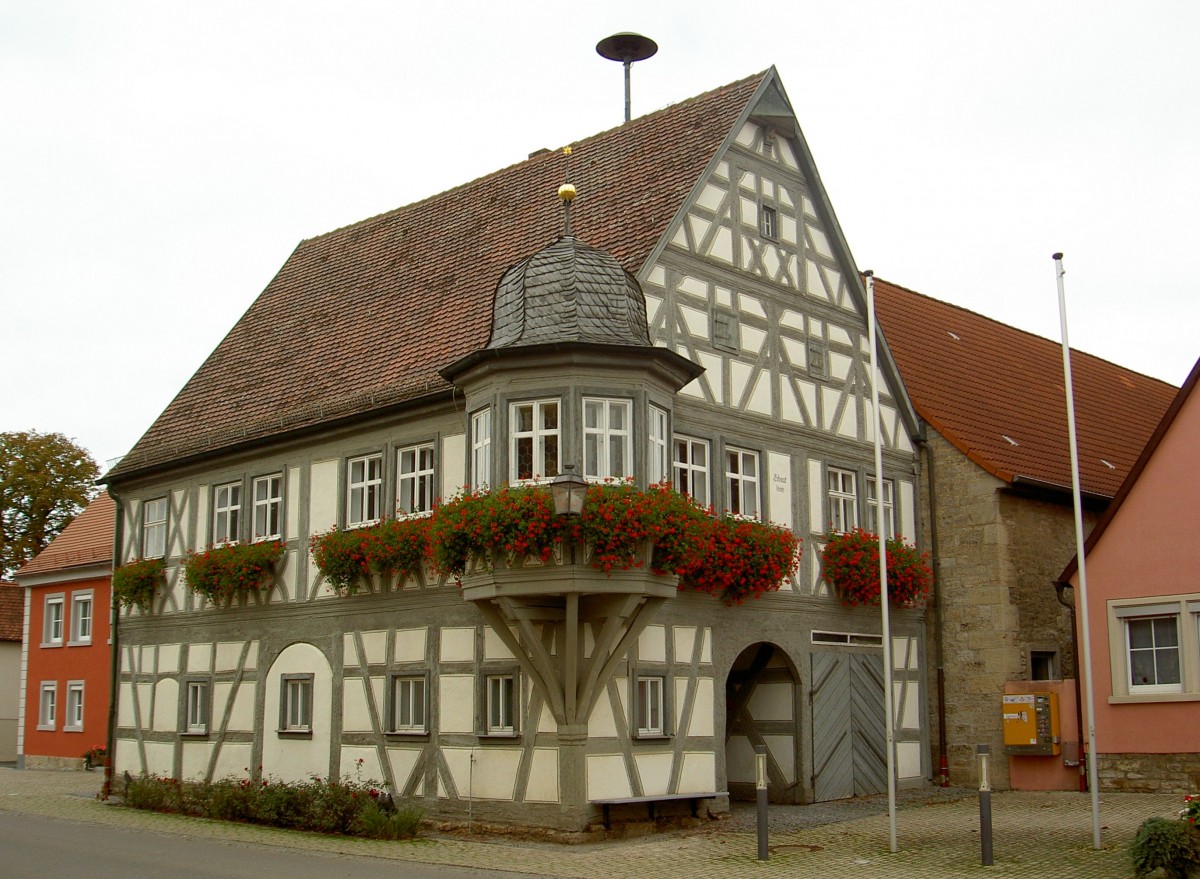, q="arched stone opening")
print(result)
[724,641,803,803]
